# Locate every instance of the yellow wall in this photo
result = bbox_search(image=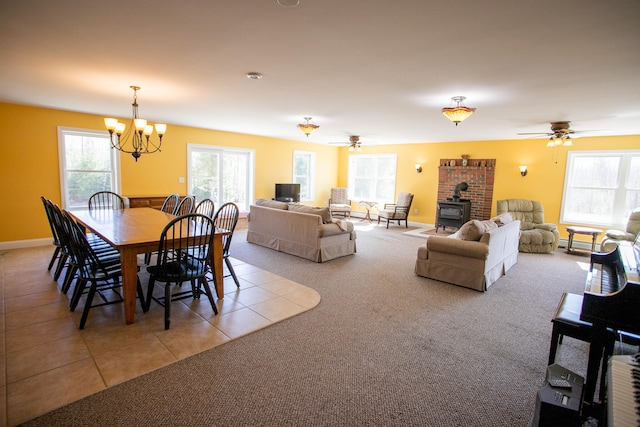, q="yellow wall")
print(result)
[0,102,338,242]
[1,102,638,244]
